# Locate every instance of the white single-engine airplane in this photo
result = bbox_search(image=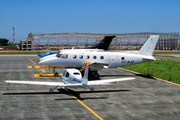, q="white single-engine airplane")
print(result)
[5,65,135,93]
[39,35,160,78]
